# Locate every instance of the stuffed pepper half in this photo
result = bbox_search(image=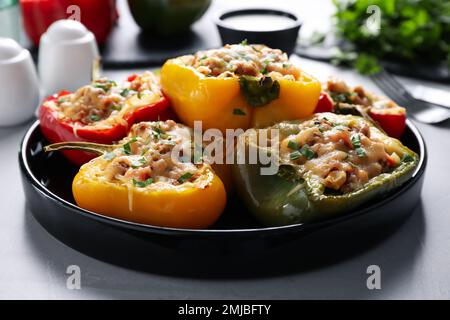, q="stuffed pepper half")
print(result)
[233,112,418,226]
[161,43,321,132]
[40,72,171,165]
[320,78,407,139]
[45,120,227,229]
